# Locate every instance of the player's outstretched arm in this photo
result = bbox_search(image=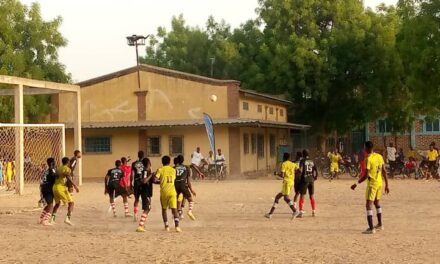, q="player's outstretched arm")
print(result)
[351,169,368,190]
[66,174,79,193]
